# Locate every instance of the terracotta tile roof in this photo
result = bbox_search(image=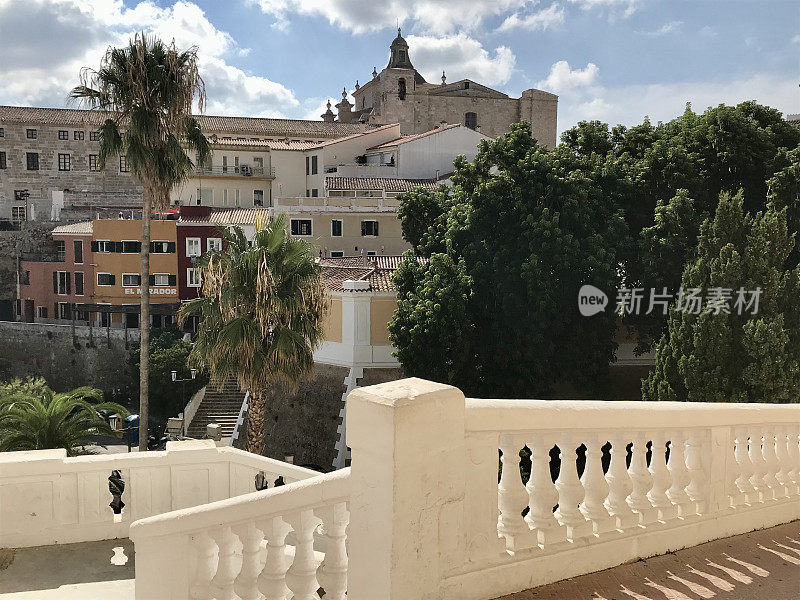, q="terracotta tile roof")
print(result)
[263,140,325,151]
[325,176,439,192]
[178,208,272,226]
[367,123,463,150]
[52,221,93,235]
[320,255,426,292]
[0,106,369,138]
